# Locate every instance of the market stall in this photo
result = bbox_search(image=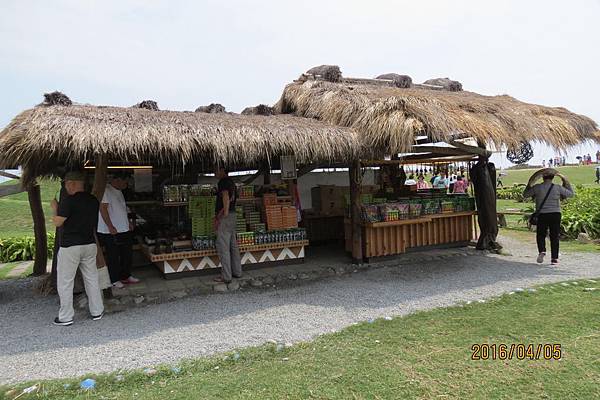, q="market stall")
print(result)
[131,179,308,278]
[274,66,599,260]
[0,96,359,283]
